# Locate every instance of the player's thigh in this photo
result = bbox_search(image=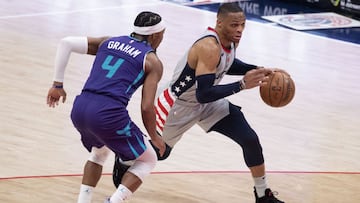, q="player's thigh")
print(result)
[197,99,230,132]
[162,103,200,147]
